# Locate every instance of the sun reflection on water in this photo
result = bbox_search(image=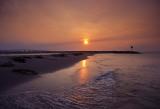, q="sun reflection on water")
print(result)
[79,60,88,85]
[82,60,87,68]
